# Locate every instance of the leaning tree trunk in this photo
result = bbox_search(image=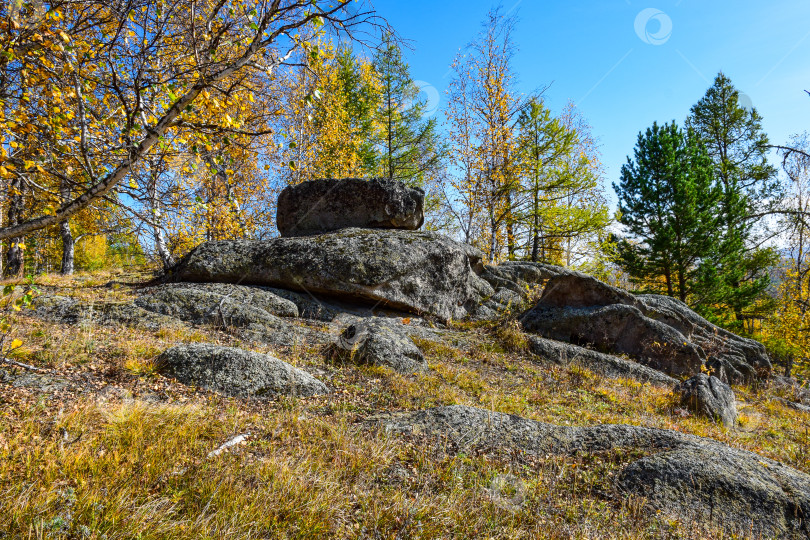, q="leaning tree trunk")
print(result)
[146,168,175,271]
[59,181,74,275]
[6,177,24,277]
[59,219,75,275]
